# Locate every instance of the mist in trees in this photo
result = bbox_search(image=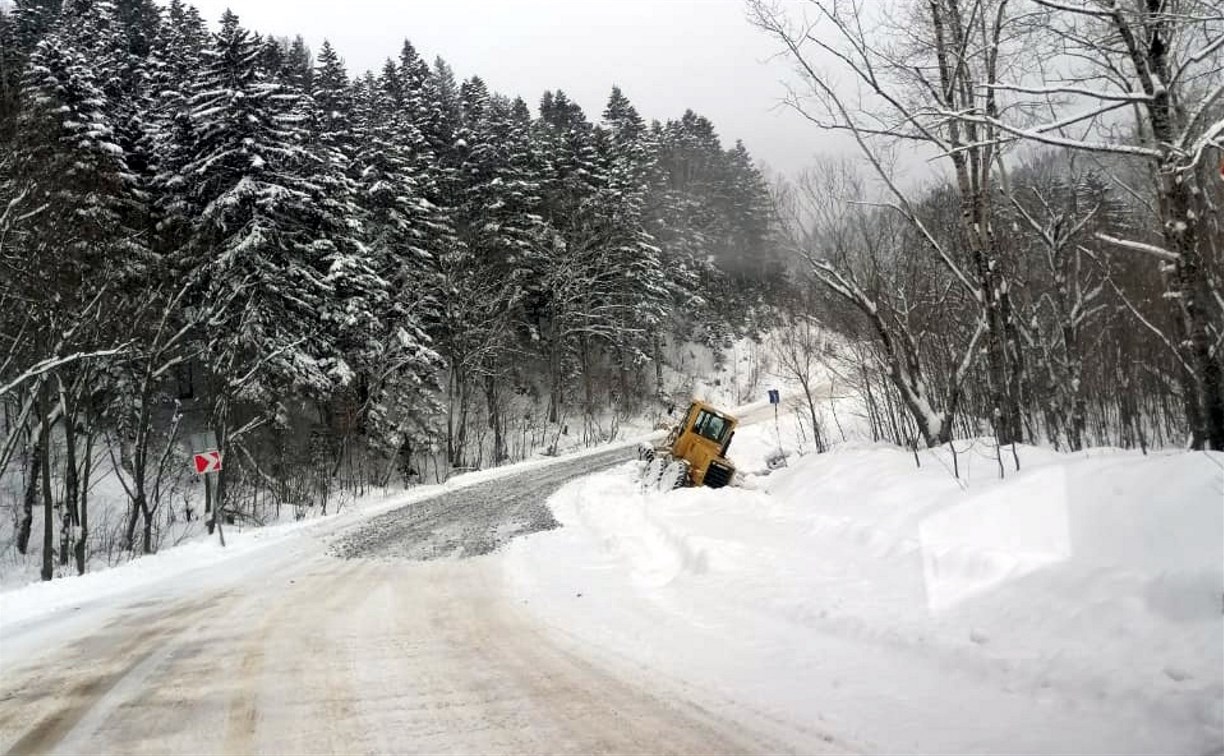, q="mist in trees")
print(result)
[0,0,784,578]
